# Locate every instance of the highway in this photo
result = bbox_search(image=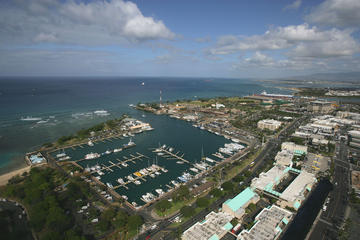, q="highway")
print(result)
[308,132,350,240]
